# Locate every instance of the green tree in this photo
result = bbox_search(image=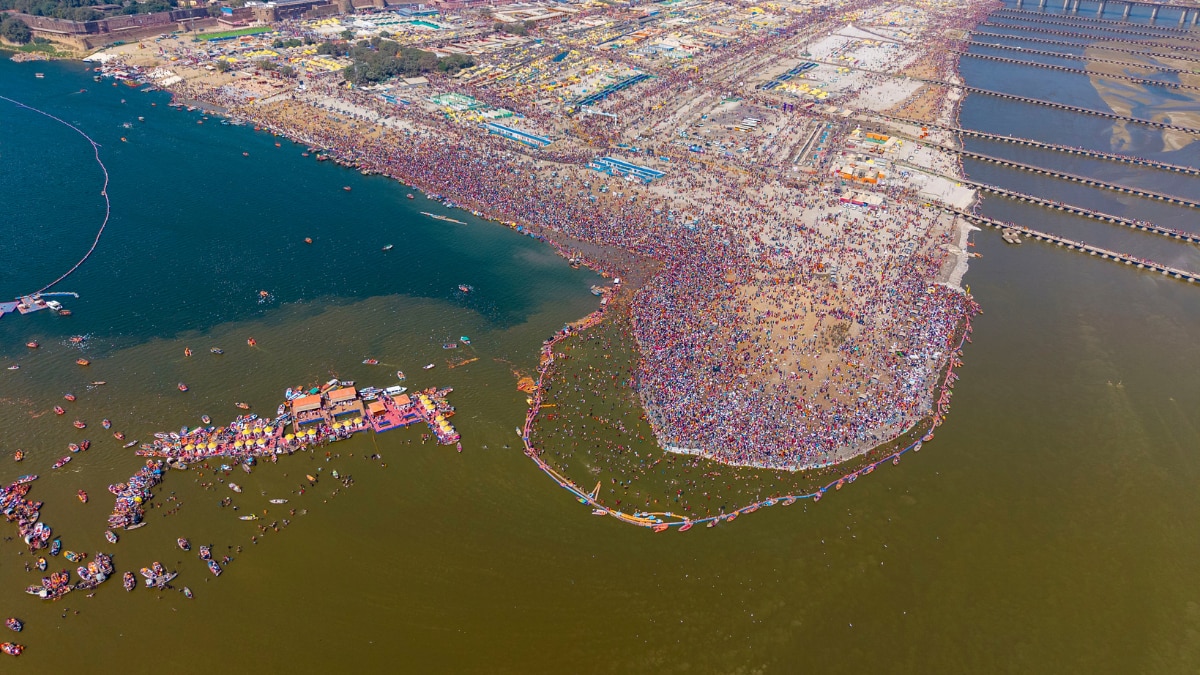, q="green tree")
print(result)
[1,17,33,44]
[215,59,231,72]
[339,28,354,40]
